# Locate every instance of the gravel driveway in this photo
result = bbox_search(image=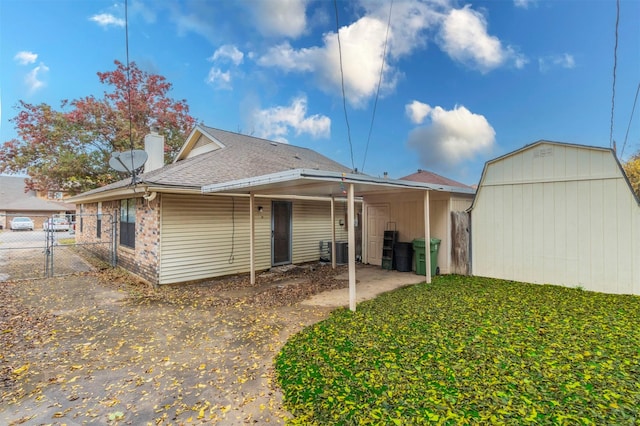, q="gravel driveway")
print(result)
[0,266,342,425]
